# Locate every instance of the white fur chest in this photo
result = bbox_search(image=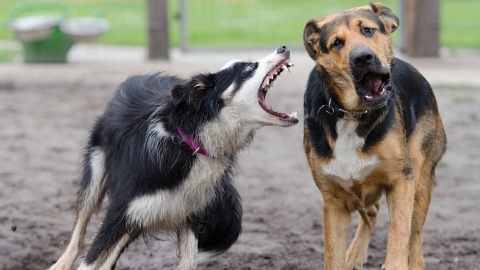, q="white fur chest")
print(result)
[321,119,379,187]
[126,155,228,230]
